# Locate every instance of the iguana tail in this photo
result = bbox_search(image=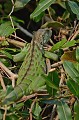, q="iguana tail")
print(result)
[2,83,28,105]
